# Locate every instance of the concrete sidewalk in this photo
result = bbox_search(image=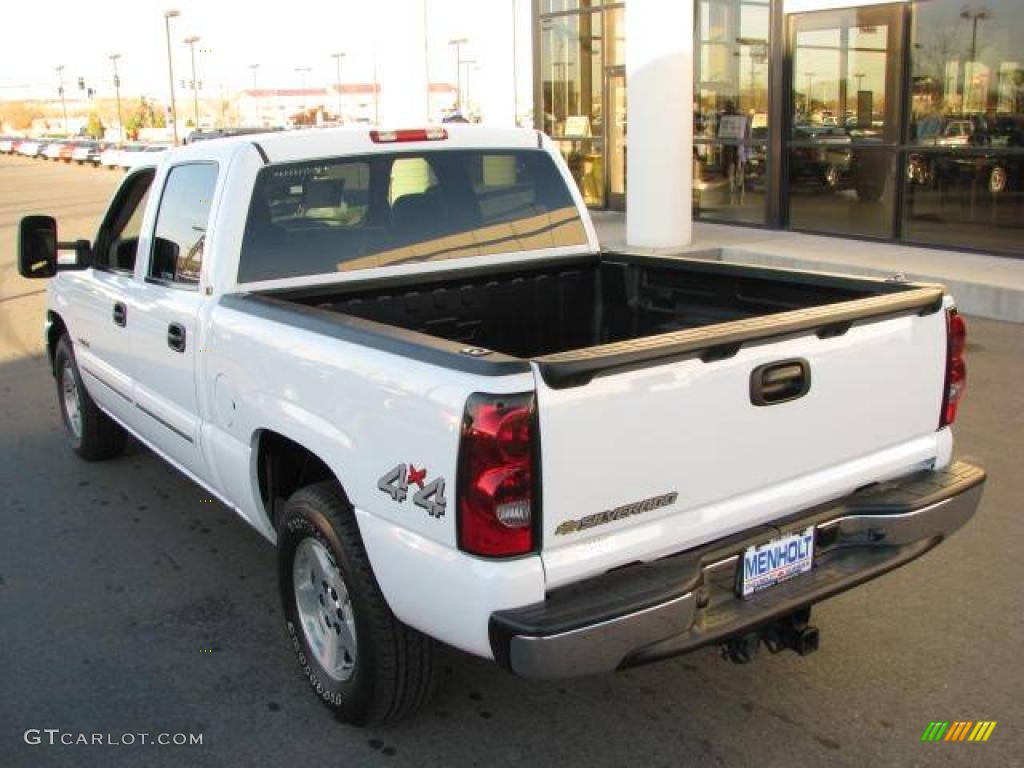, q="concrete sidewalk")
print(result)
[590,211,1024,323]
